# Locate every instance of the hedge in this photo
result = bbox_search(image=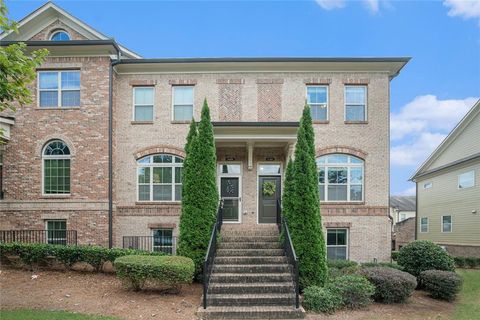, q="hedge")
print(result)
[114,255,194,291]
[327,260,358,269]
[397,241,455,277]
[326,275,375,309]
[0,242,165,271]
[391,251,399,261]
[361,262,404,271]
[359,267,417,303]
[419,270,463,301]
[303,286,342,314]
